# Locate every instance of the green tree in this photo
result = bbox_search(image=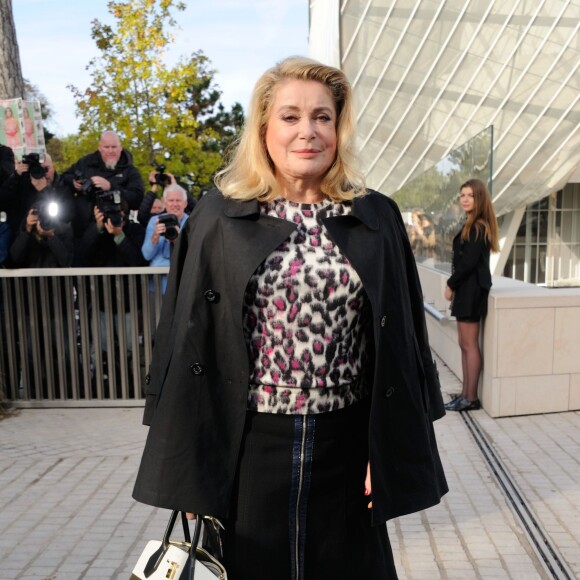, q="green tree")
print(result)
[68,0,243,194]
